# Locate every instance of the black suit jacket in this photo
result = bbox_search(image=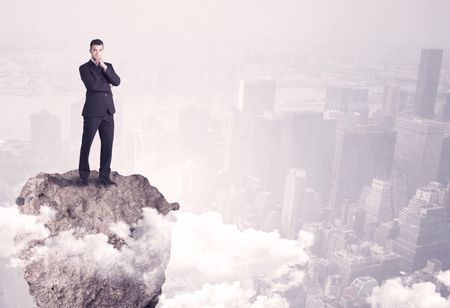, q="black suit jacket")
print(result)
[79,60,121,117]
